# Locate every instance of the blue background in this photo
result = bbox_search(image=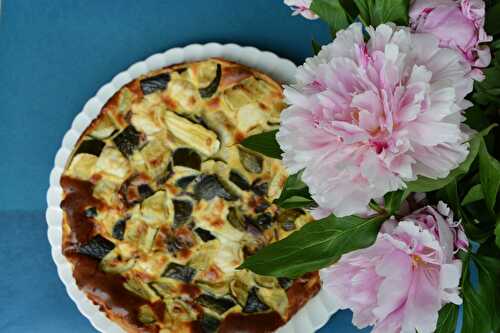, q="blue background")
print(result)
[0,0,370,332]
